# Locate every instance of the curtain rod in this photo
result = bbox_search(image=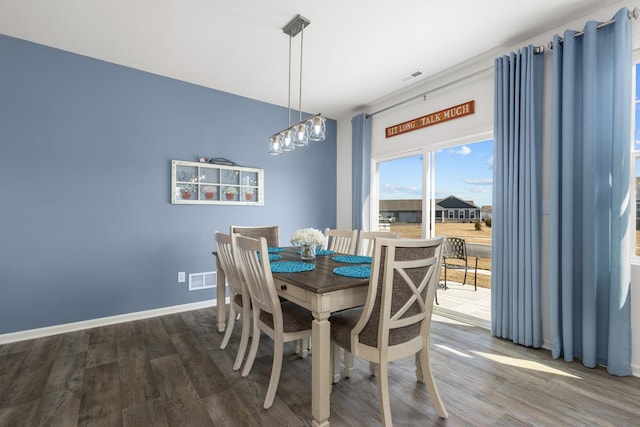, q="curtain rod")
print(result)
[548,6,639,49]
[366,66,492,118]
[367,44,544,118]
